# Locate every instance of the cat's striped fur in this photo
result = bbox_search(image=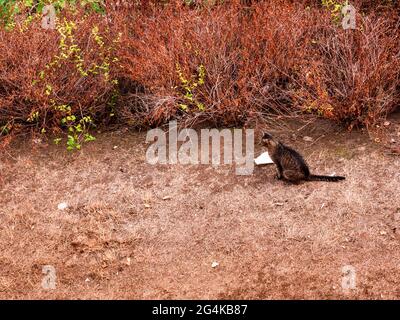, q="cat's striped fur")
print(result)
[262,132,345,183]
